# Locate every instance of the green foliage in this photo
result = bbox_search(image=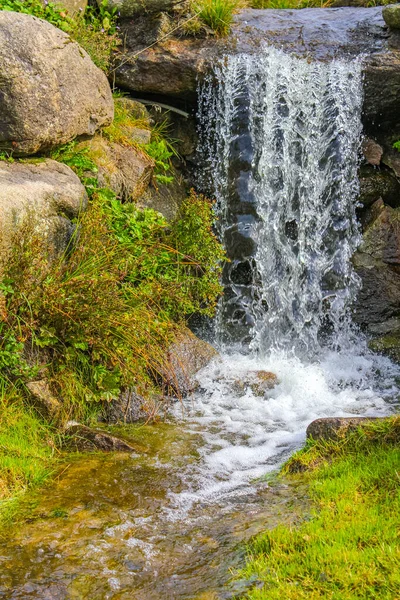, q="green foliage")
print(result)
[103,96,150,147]
[145,140,175,185]
[194,0,240,36]
[238,417,400,599]
[106,189,225,319]
[0,381,56,505]
[393,140,400,152]
[0,143,225,419]
[0,0,120,72]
